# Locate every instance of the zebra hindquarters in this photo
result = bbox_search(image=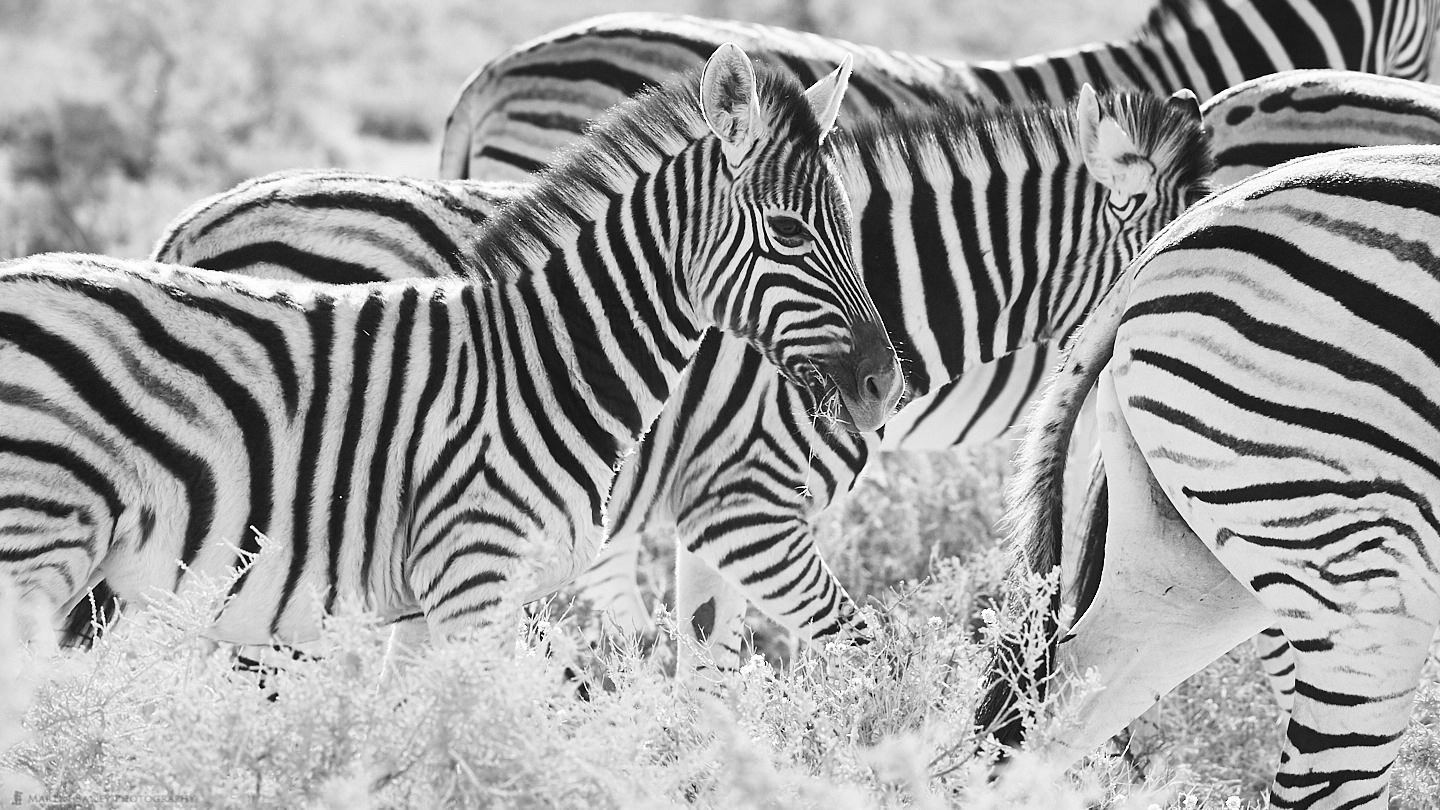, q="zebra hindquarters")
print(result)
[1033,368,1272,765]
[1109,226,1440,807]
